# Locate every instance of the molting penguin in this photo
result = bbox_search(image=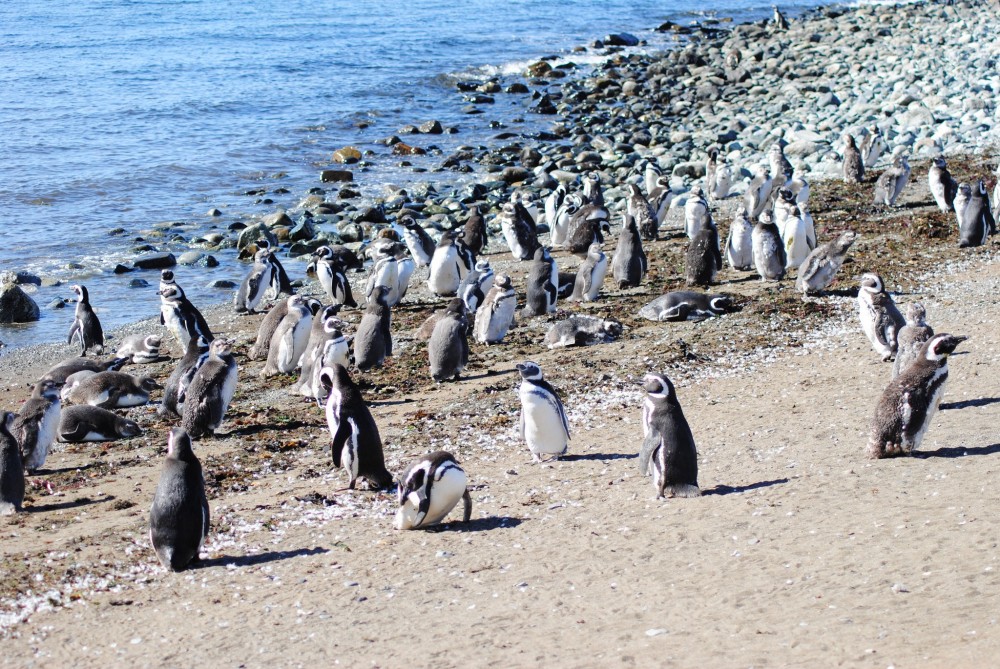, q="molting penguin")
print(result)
[868,334,967,459]
[565,201,609,255]
[544,315,621,349]
[782,206,815,270]
[428,298,469,383]
[638,373,700,499]
[744,166,773,220]
[149,428,210,572]
[159,280,213,349]
[522,246,558,317]
[582,172,604,208]
[261,295,313,377]
[58,405,141,443]
[181,338,238,439]
[795,230,858,295]
[115,334,162,364]
[309,246,357,308]
[319,364,393,490]
[725,205,754,271]
[473,275,516,345]
[612,214,647,289]
[0,413,24,515]
[685,219,722,287]
[892,302,934,379]
[460,259,495,314]
[67,284,104,355]
[499,201,539,261]
[842,134,865,184]
[462,206,489,257]
[568,243,608,302]
[872,154,911,207]
[65,372,159,409]
[516,361,570,463]
[857,272,905,362]
[42,355,128,385]
[13,379,62,472]
[769,143,794,190]
[648,176,674,227]
[234,245,275,314]
[393,451,472,530]
[928,157,958,213]
[708,152,732,201]
[353,285,392,372]
[249,298,289,361]
[400,215,436,268]
[639,291,732,322]
[751,211,785,281]
[626,183,658,241]
[428,231,466,297]
[159,335,211,418]
[860,125,886,168]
